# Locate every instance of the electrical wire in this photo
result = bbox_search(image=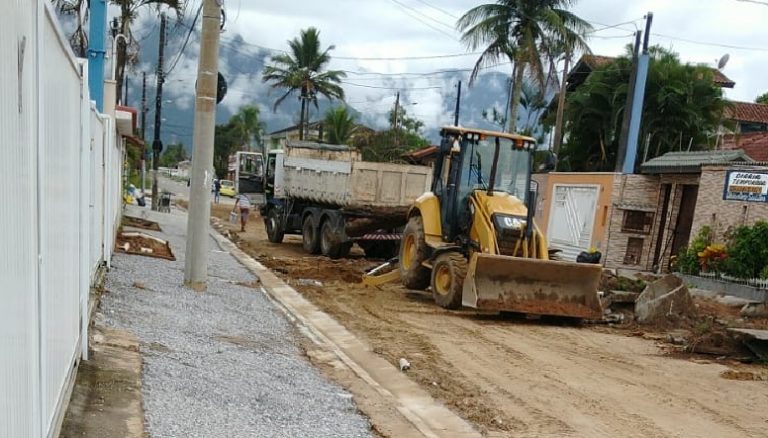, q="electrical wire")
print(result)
[386,0,459,41]
[165,2,203,76]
